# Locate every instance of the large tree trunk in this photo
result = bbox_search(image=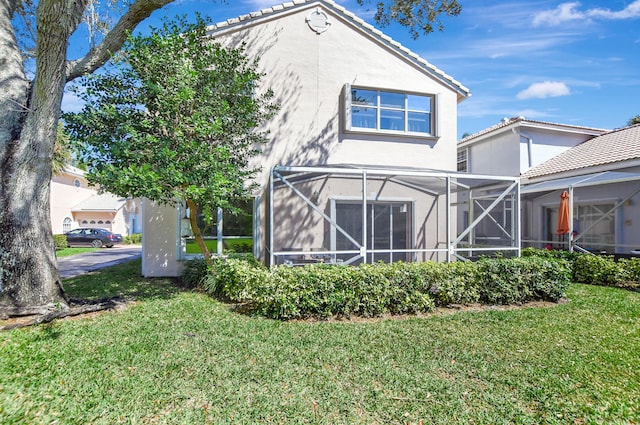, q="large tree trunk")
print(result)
[1,0,175,315]
[0,0,86,312]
